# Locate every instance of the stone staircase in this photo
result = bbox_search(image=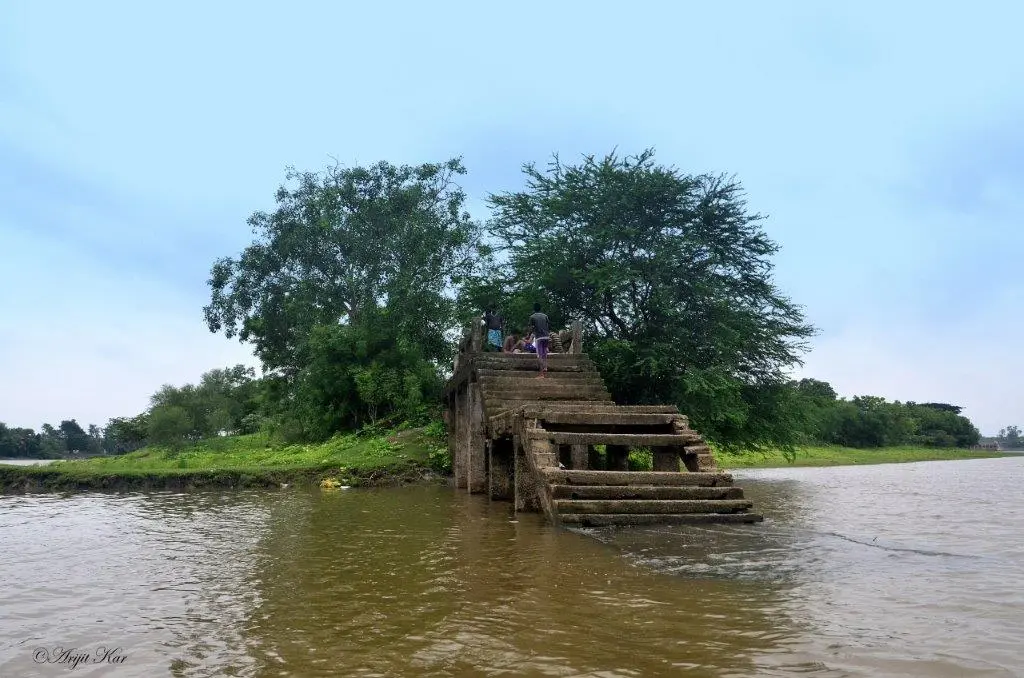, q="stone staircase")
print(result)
[448,351,762,526]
